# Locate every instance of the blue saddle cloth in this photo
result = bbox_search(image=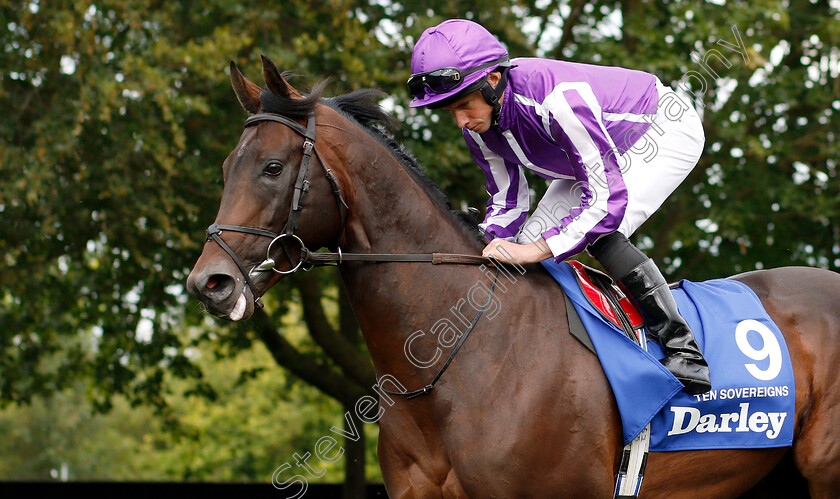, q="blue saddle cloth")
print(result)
[542,261,795,451]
